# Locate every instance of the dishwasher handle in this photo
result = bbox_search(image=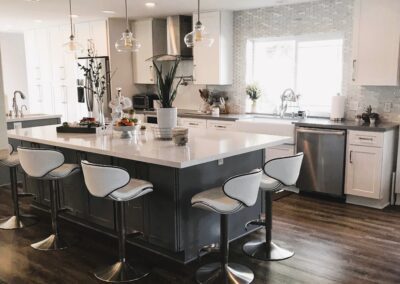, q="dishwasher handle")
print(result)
[296,128,345,136]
